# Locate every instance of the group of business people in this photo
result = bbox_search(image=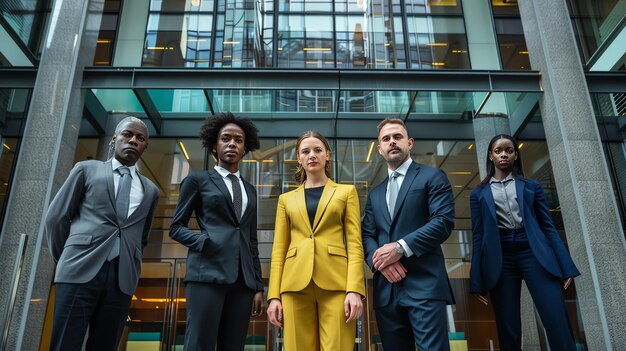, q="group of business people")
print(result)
[44,112,580,351]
